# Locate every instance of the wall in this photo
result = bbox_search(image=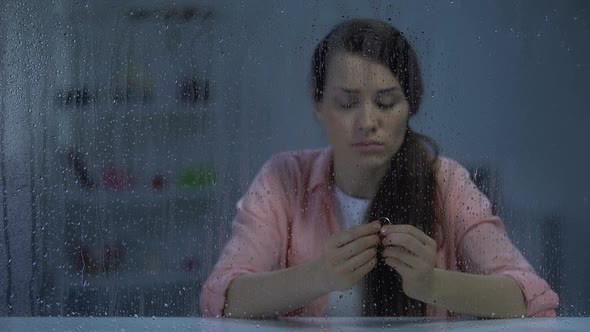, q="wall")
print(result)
[227,0,590,315]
